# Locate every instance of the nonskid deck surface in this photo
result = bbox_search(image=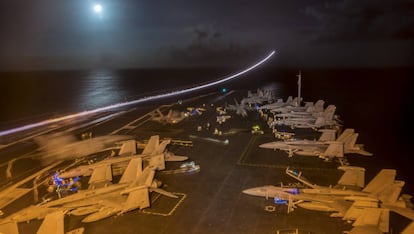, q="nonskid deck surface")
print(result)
[0,90,407,234]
